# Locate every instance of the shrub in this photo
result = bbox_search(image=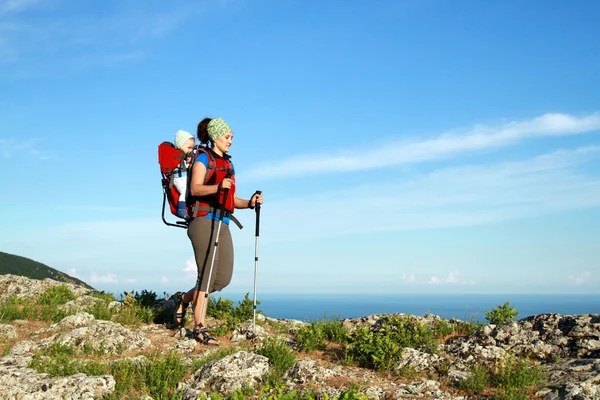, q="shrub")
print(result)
[0,295,31,322]
[37,285,76,306]
[321,316,351,343]
[0,294,71,323]
[295,316,351,353]
[89,291,116,302]
[85,301,114,321]
[207,293,261,336]
[493,357,546,390]
[459,357,546,398]
[295,321,327,352]
[345,315,435,371]
[459,364,490,394]
[256,337,296,379]
[485,301,519,325]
